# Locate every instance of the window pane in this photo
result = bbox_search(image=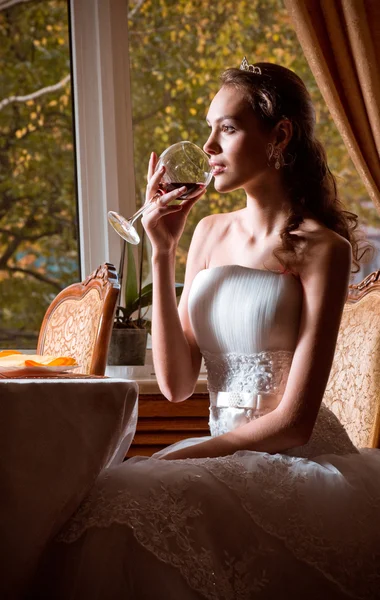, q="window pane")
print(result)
[127,0,379,282]
[0,0,79,348]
